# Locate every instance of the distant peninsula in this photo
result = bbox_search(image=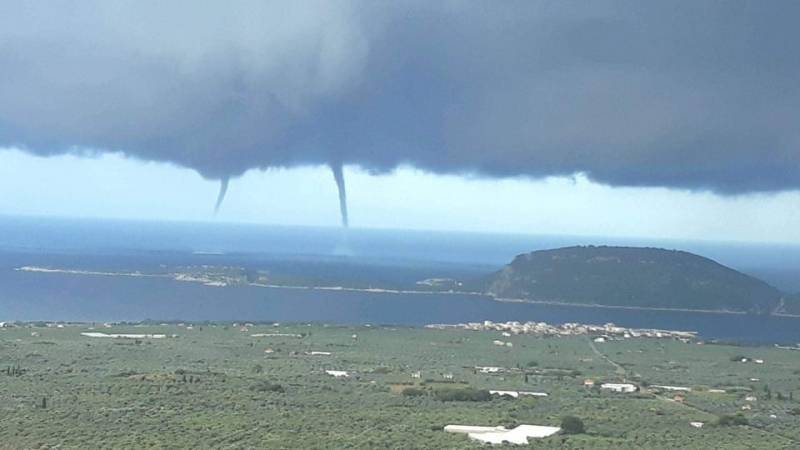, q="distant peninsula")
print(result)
[14,245,800,316]
[484,246,793,314]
